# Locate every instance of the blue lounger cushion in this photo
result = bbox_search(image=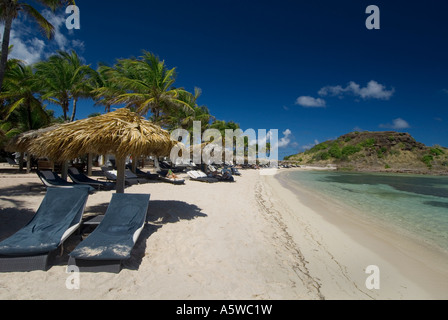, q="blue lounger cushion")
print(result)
[69,193,150,261]
[0,187,89,257]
